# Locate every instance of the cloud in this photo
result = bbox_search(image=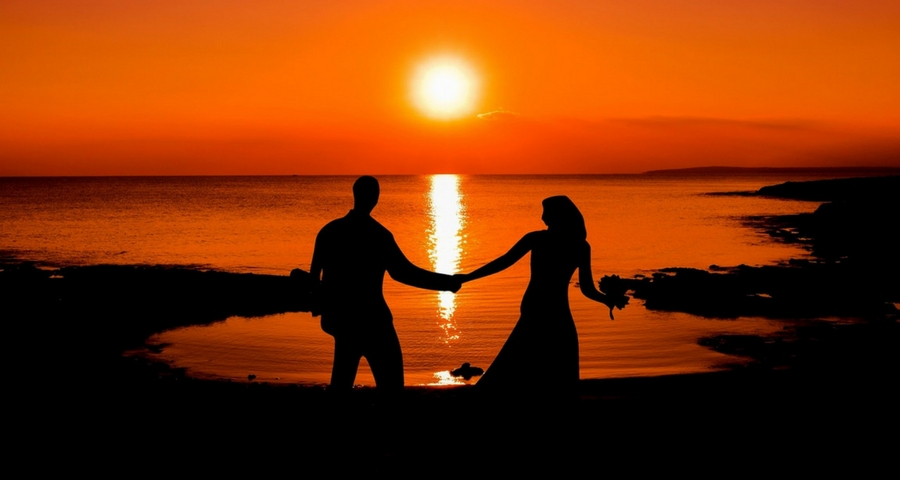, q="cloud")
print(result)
[476,109,520,121]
